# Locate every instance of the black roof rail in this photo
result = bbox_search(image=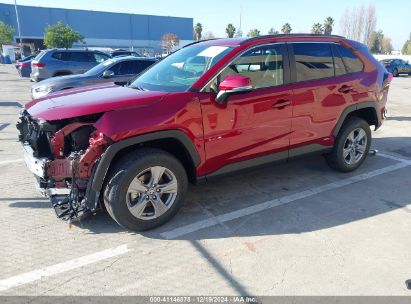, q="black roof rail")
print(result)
[182,38,221,48]
[240,33,346,44]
